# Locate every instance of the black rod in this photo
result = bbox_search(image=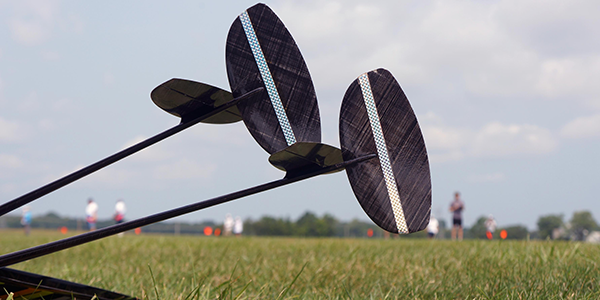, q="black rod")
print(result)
[0,88,264,217]
[0,154,375,268]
